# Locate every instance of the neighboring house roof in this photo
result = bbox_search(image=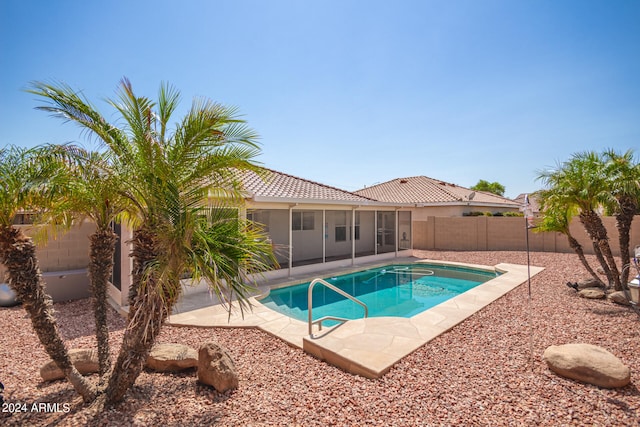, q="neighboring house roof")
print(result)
[514,193,541,214]
[354,176,520,208]
[240,168,381,205]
